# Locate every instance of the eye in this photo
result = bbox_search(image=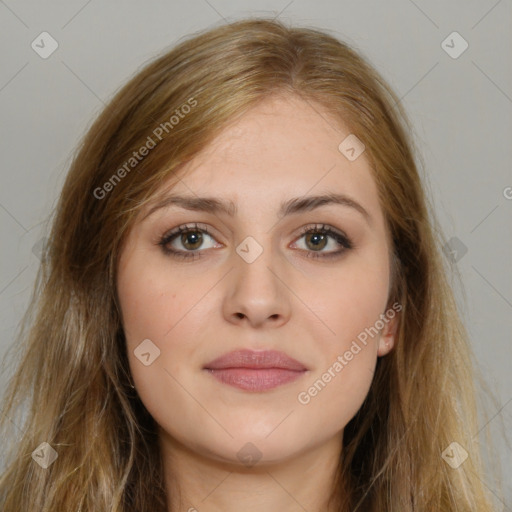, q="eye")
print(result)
[158,223,220,260]
[291,224,353,260]
[157,222,353,261]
